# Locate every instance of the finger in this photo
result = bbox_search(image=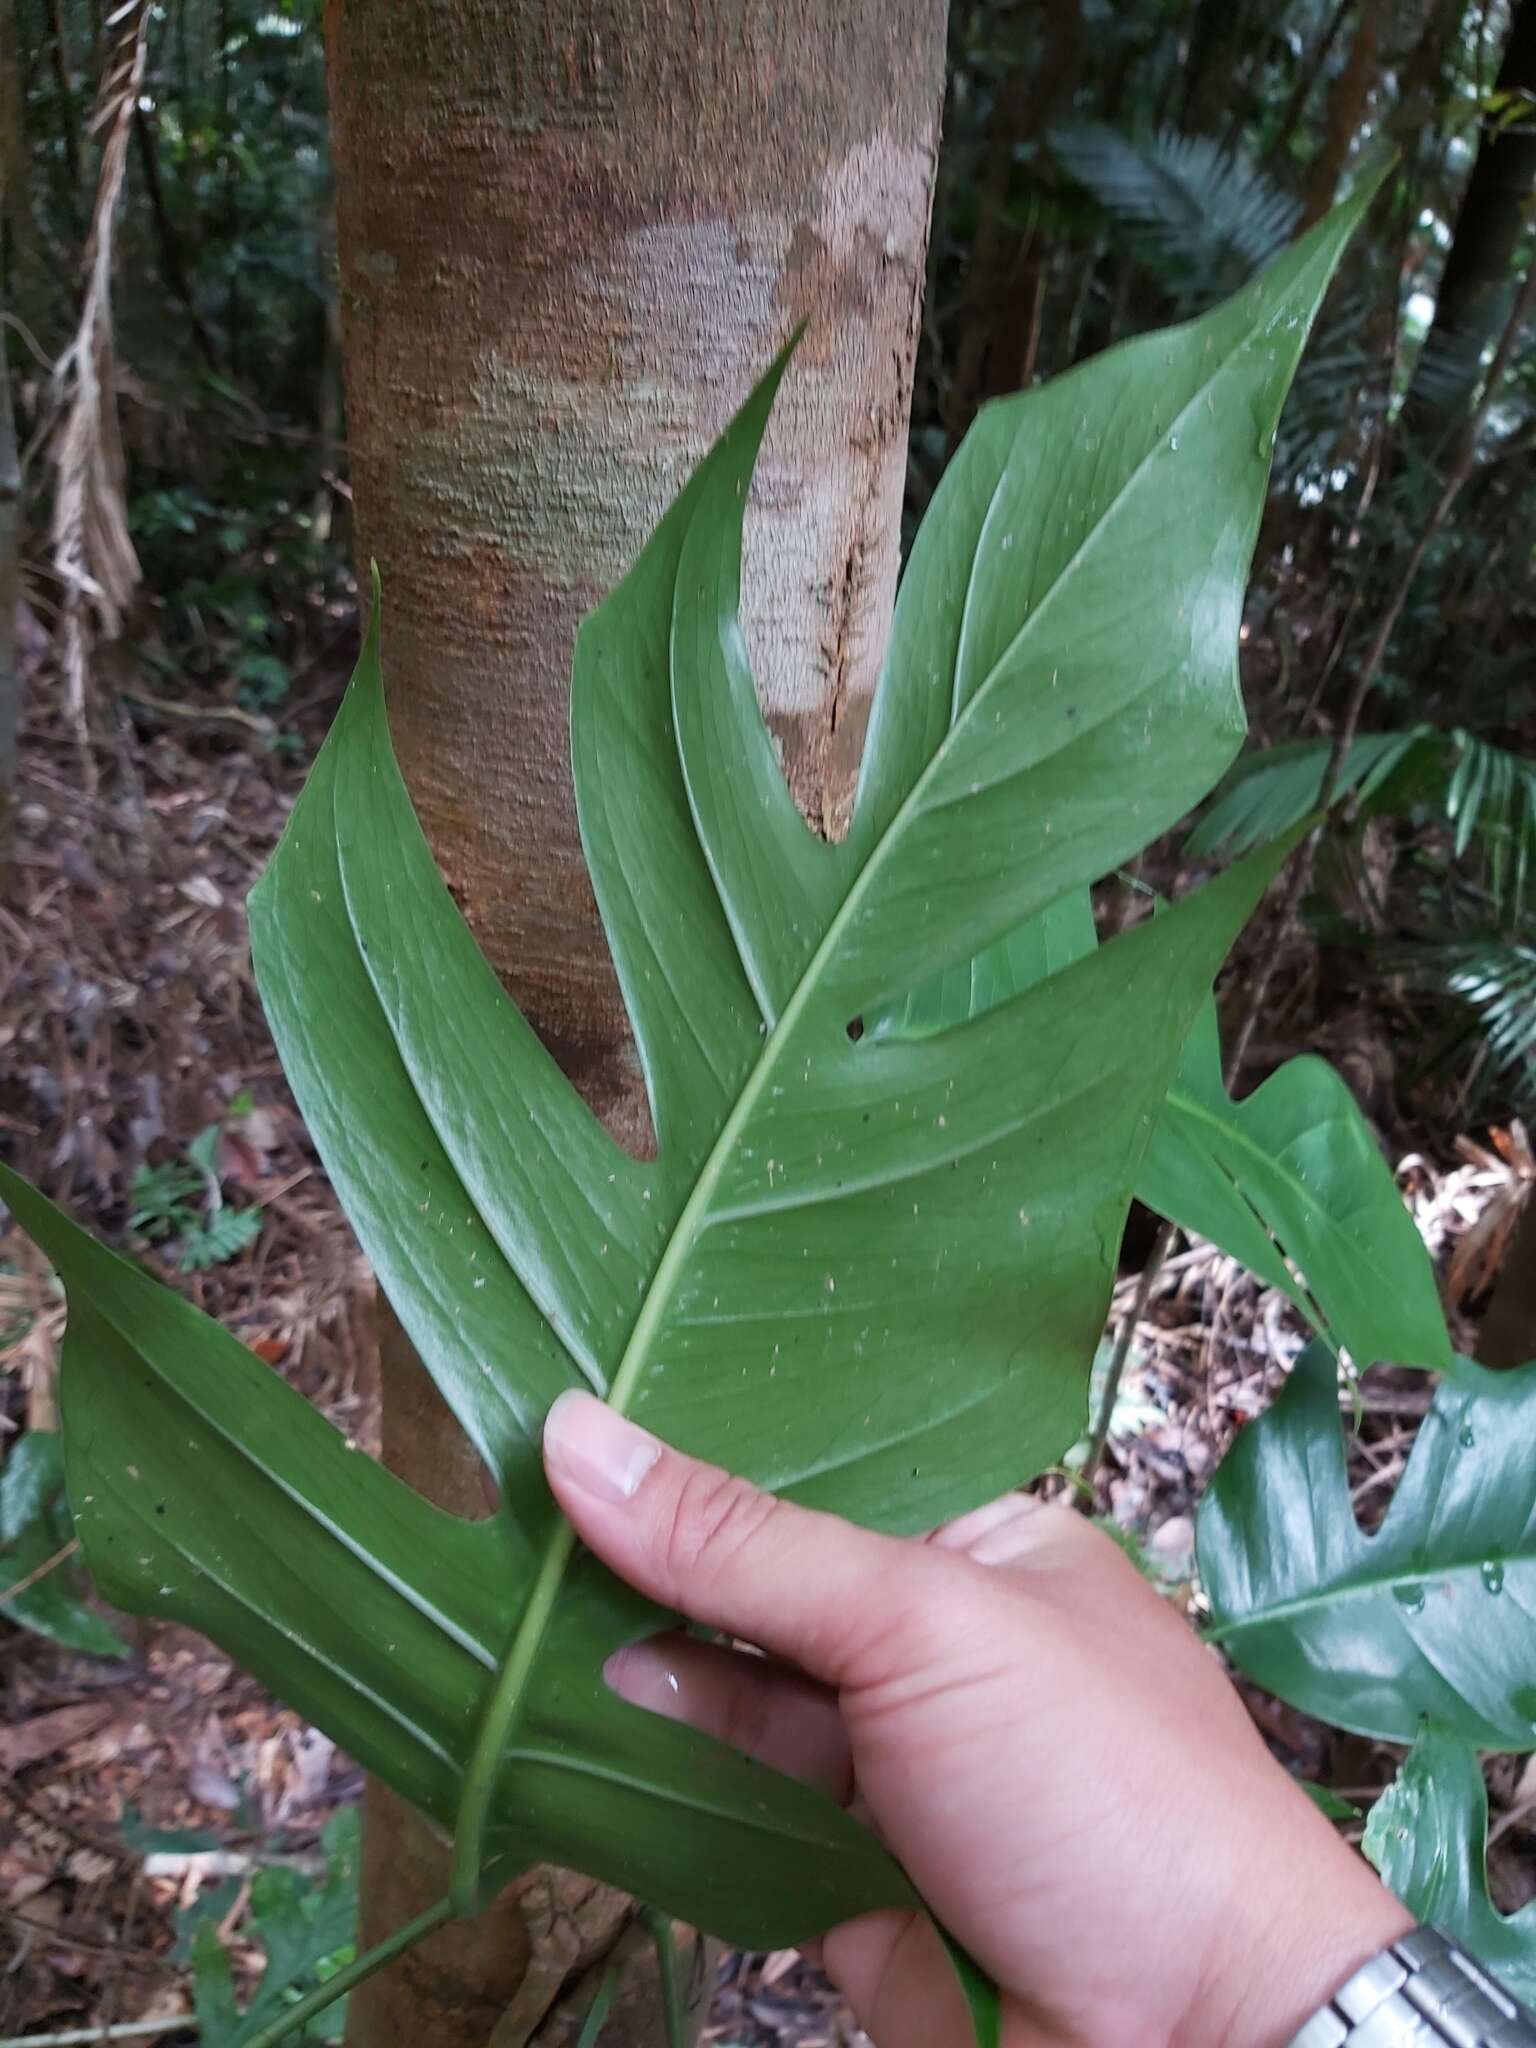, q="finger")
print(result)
[605,1634,853,1799]
[823,1911,982,2048]
[543,1390,953,1691]
[933,1490,1056,1564]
